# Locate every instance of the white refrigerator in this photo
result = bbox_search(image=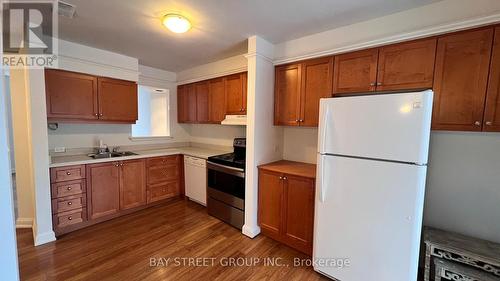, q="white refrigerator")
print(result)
[314,90,433,281]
